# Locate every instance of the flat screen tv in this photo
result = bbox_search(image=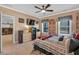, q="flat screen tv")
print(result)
[27,19,35,25]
